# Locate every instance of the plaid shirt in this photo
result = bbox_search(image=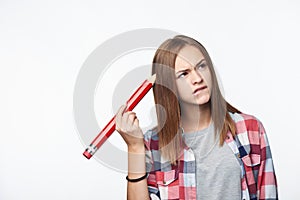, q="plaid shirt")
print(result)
[144,112,278,200]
